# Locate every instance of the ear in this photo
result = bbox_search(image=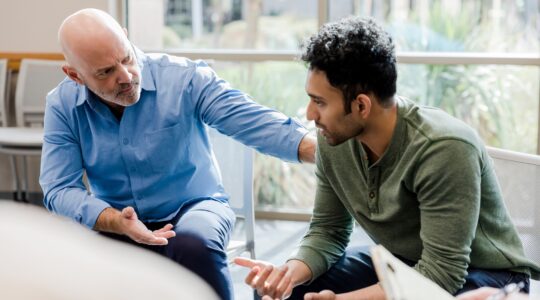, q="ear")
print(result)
[62,65,84,85]
[123,27,129,37]
[351,93,372,119]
